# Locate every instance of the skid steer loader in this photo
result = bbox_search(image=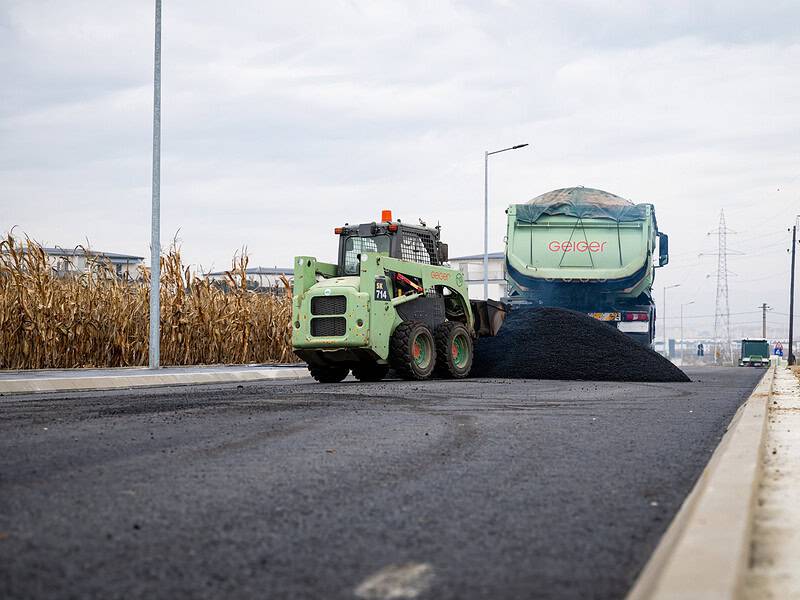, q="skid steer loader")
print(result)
[291,211,505,383]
